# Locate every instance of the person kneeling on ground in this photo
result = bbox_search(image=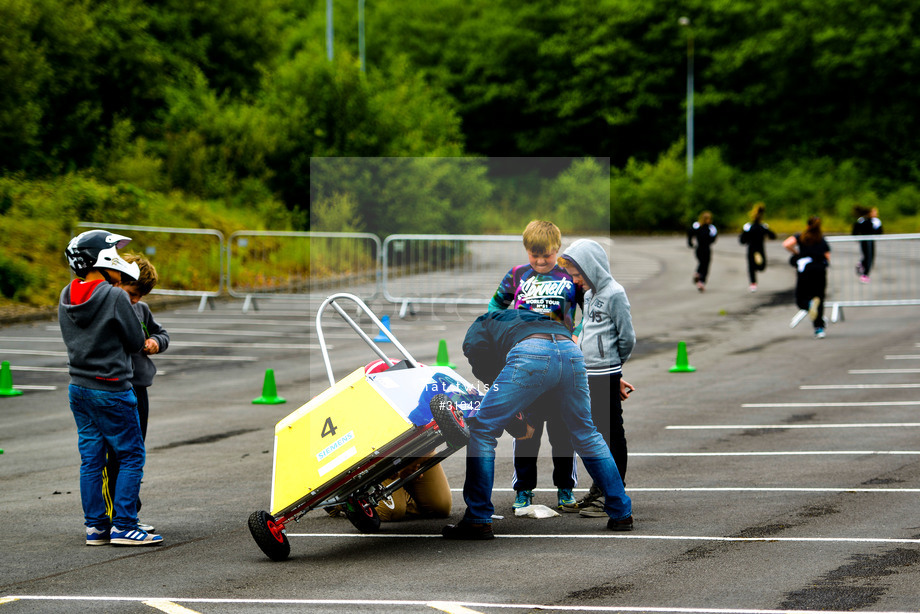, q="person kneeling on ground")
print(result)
[442,309,633,540]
